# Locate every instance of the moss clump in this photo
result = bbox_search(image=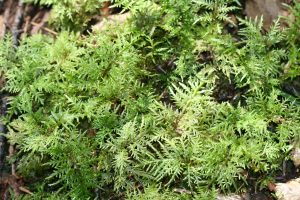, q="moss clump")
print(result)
[1,0,300,199]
